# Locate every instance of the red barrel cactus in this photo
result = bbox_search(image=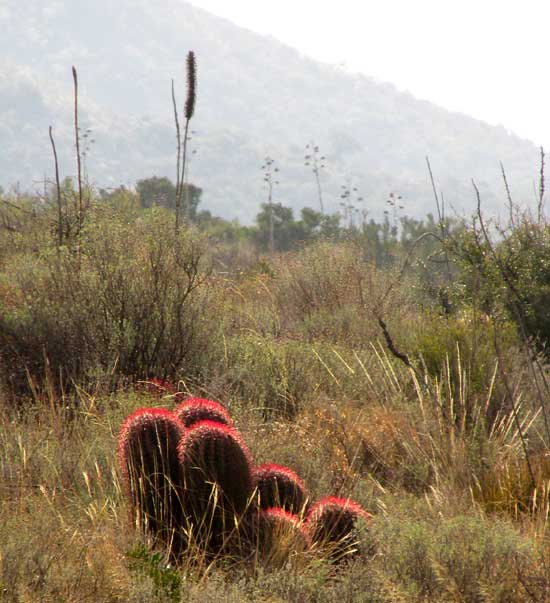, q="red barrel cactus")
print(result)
[254,463,308,514]
[117,408,185,553]
[177,420,254,551]
[305,496,371,558]
[174,397,233,429]
[254,507,311,566]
